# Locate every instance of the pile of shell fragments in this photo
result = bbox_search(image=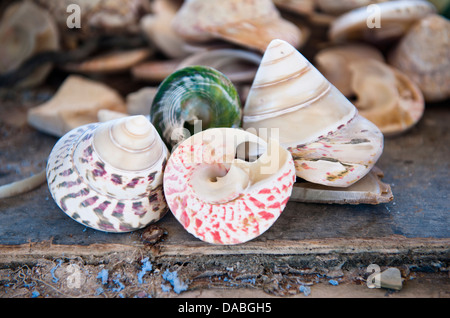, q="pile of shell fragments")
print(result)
[0,0,448,244]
